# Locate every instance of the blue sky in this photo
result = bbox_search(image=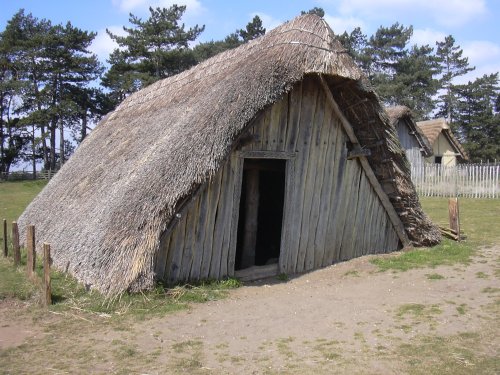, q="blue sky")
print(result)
[1,0,499,84]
